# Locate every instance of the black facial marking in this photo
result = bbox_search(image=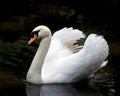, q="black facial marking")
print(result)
[30,30,40,38]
